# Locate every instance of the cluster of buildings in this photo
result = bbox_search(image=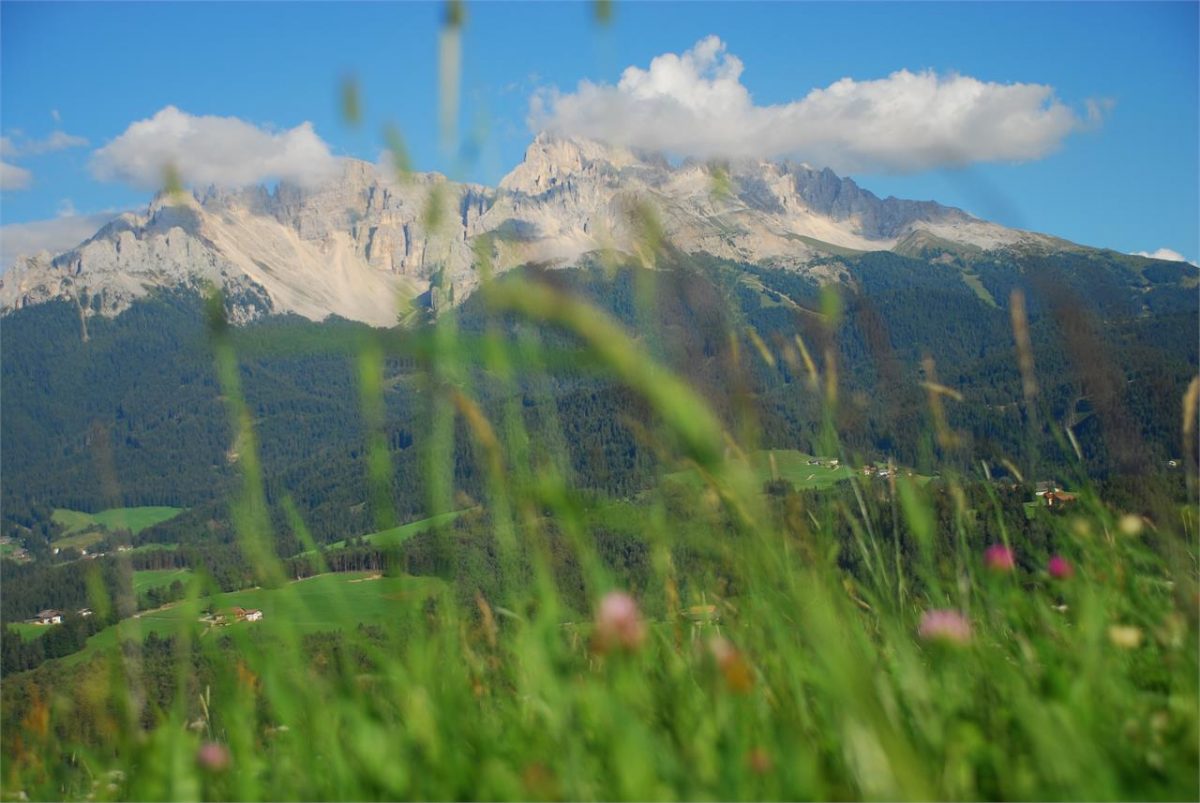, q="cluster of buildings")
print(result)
[860,463,919,481]
[0,535,30,563]
[1034,481,1077,509]
[201,606,264,626]
[30,608,92,626]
